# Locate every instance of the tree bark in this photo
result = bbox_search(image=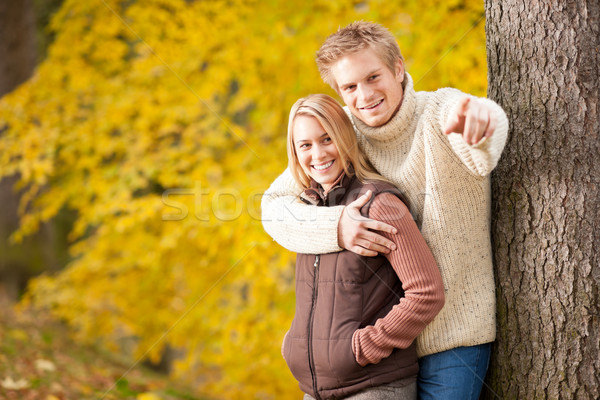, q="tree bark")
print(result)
[485,1,599,398]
